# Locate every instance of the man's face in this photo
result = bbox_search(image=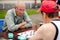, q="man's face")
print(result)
[15,6,25,16]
